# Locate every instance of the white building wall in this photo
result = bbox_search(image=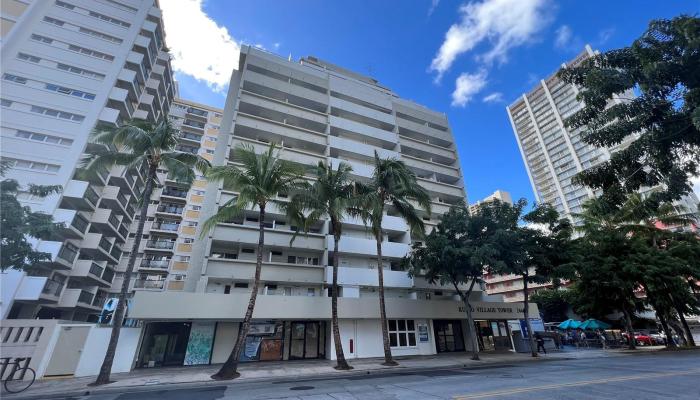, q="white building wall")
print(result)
[74,327,142,377]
